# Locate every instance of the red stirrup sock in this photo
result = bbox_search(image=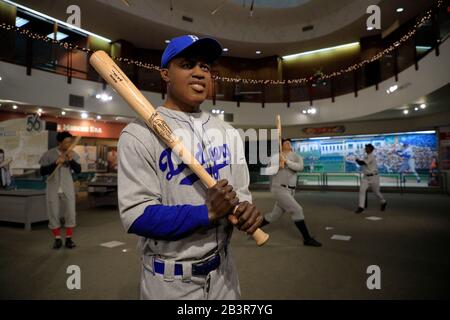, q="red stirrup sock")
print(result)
[65,227,73,238]
[52,228,61,239]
